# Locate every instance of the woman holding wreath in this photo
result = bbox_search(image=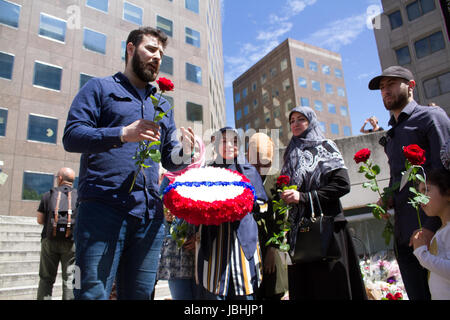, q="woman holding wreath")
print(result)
[280,106,367,300]
[196,127,268,300]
